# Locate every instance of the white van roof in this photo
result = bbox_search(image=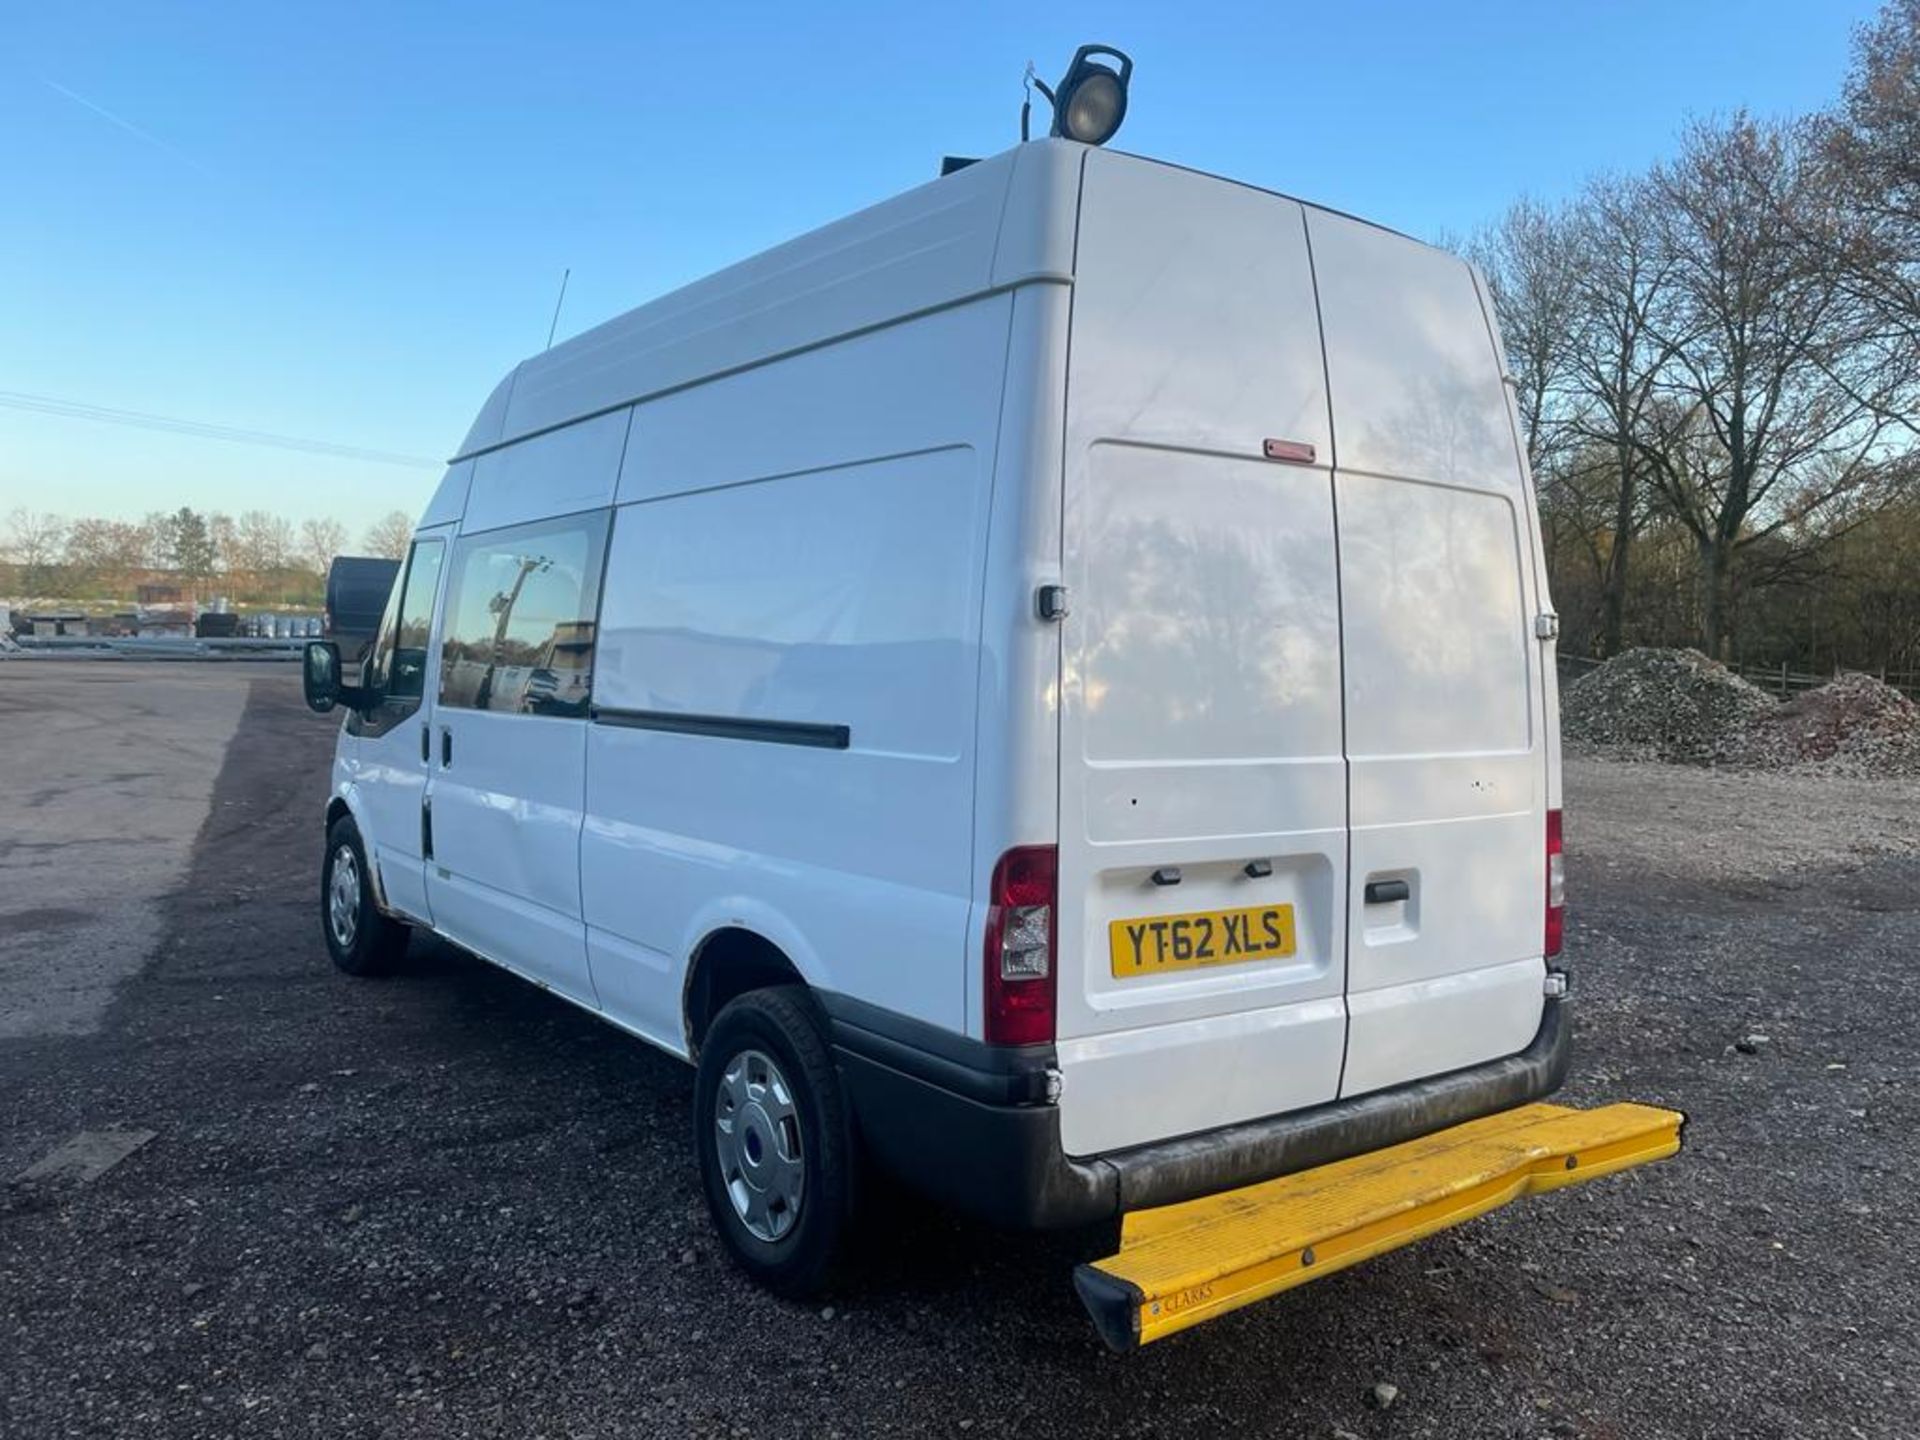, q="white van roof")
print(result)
[449,140,1087,464]
[435,140,1465,489]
